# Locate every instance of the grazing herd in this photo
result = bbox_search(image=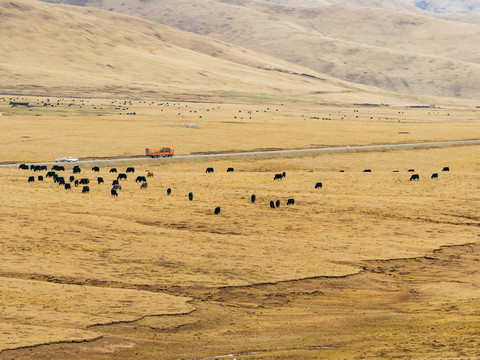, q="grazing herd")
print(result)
[19,162,452,215]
